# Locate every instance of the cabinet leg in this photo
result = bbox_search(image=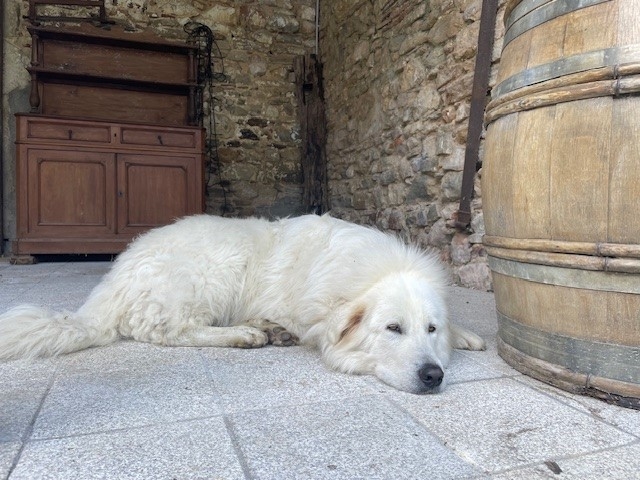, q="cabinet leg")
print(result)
[10,255,38,265]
